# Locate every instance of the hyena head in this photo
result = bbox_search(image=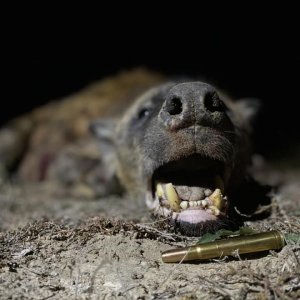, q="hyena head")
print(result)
[92,81,268,236]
